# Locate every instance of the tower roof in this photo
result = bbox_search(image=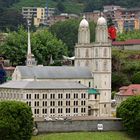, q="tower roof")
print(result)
[97,16,107,26]
[79,15,89,28]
